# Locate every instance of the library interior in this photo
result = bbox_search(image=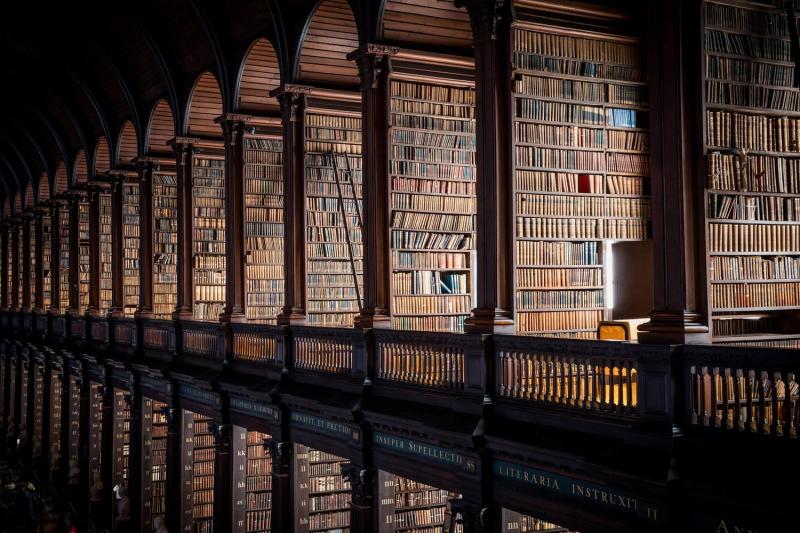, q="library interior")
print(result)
[0,0,796,531]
